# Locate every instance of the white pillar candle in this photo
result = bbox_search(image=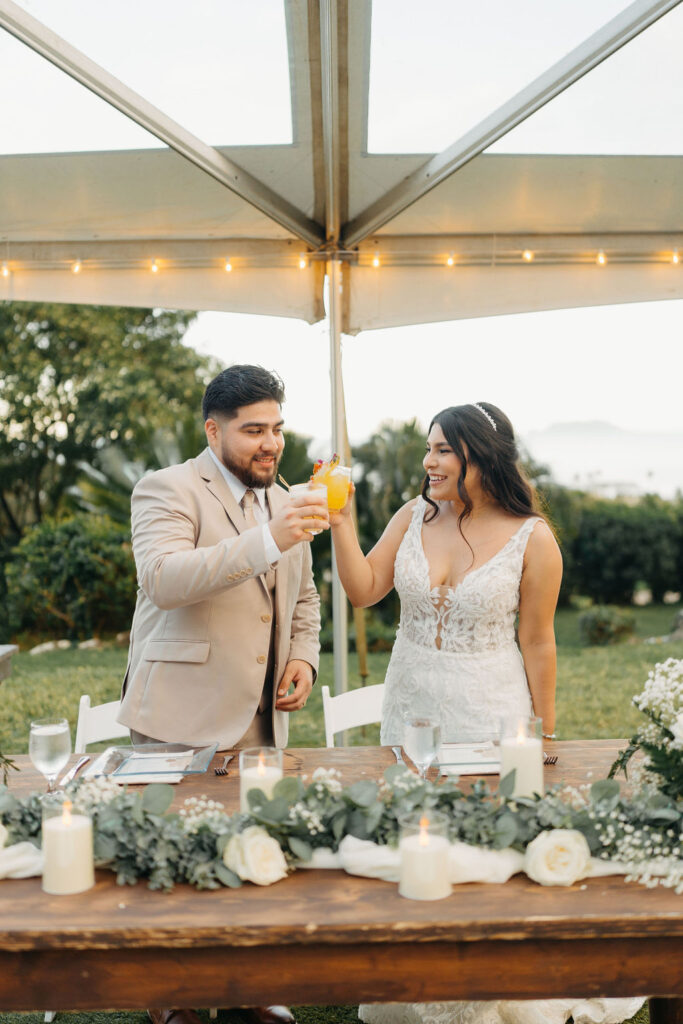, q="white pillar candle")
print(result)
[240,764,283,812]
[42,801,95,895]
[499,735,543,798]
[399,822,452,901]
